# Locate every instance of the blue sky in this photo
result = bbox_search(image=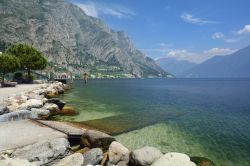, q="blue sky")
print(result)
[68,0,250,63]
